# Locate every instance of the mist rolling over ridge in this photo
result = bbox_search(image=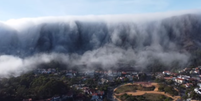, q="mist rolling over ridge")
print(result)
[0,12,201,77]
